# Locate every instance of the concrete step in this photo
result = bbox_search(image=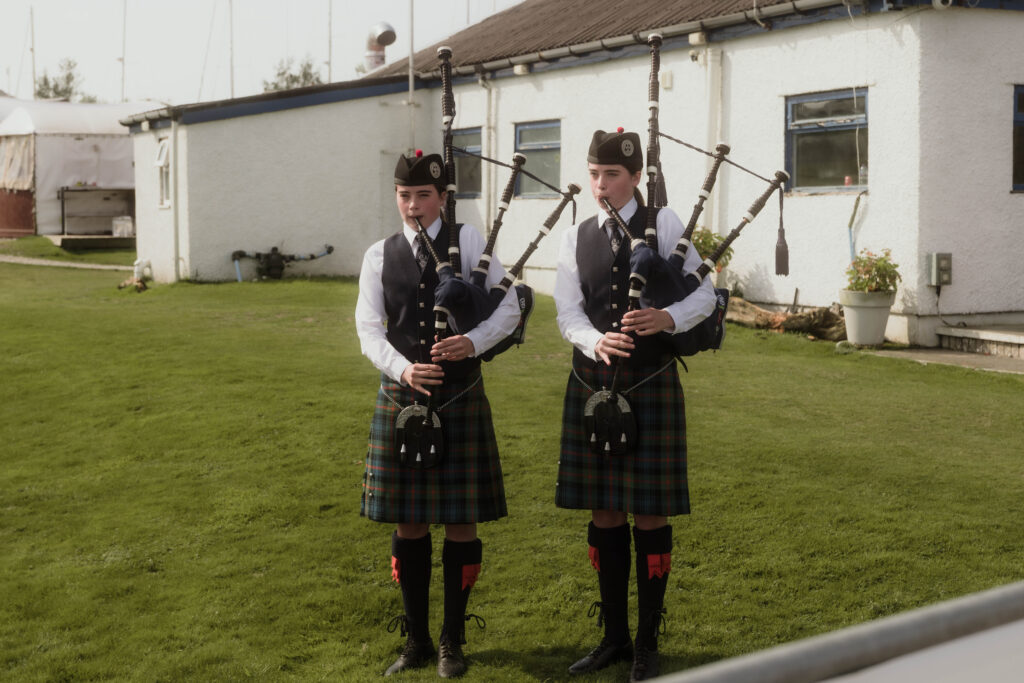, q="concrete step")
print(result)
[936,324,1024,360]
[45,234,136,250]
